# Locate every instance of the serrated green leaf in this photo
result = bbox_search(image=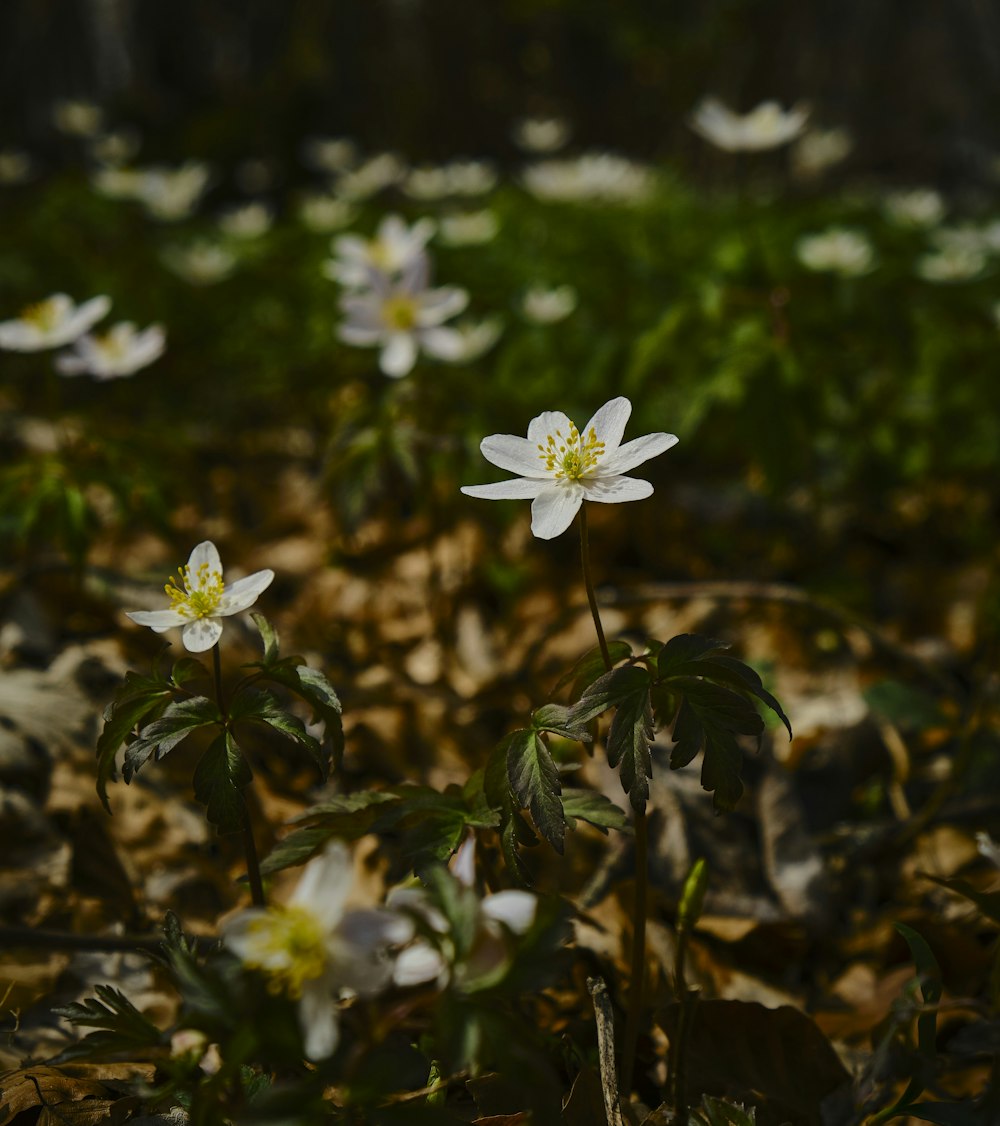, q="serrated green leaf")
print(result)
[50,984,163,1062]
[500,817,534,887]
[669,683,760,811]
[260,825,337,875]
[96,675,175,812]
[504,730,565,853]
[560,788,631,834]
[171,656,209,686]
[706,655,792,739]
[229,688,328,779]
[123,694,222,782]
[567,663,654,726]
[553,640,633,699]
[251,611,280,663]
[606,676,654,814]
[249,658,344,769]
[193,732,252,833]
[656,633,729,677]
[530,702,592,742]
